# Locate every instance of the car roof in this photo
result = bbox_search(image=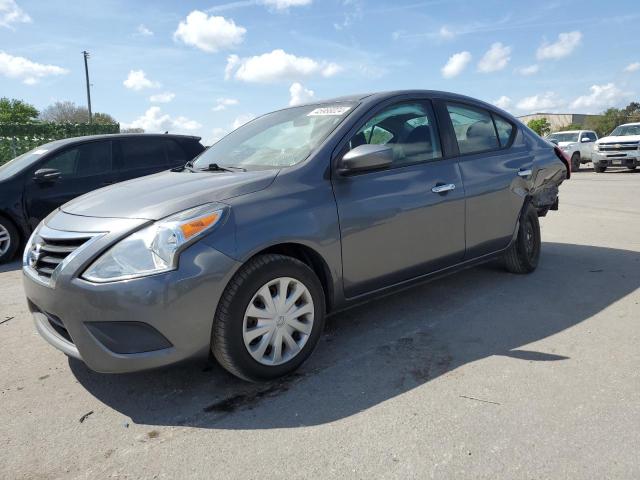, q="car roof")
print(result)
[618,122,640,127]
[306,89,497,106]
[45,133,202,148]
